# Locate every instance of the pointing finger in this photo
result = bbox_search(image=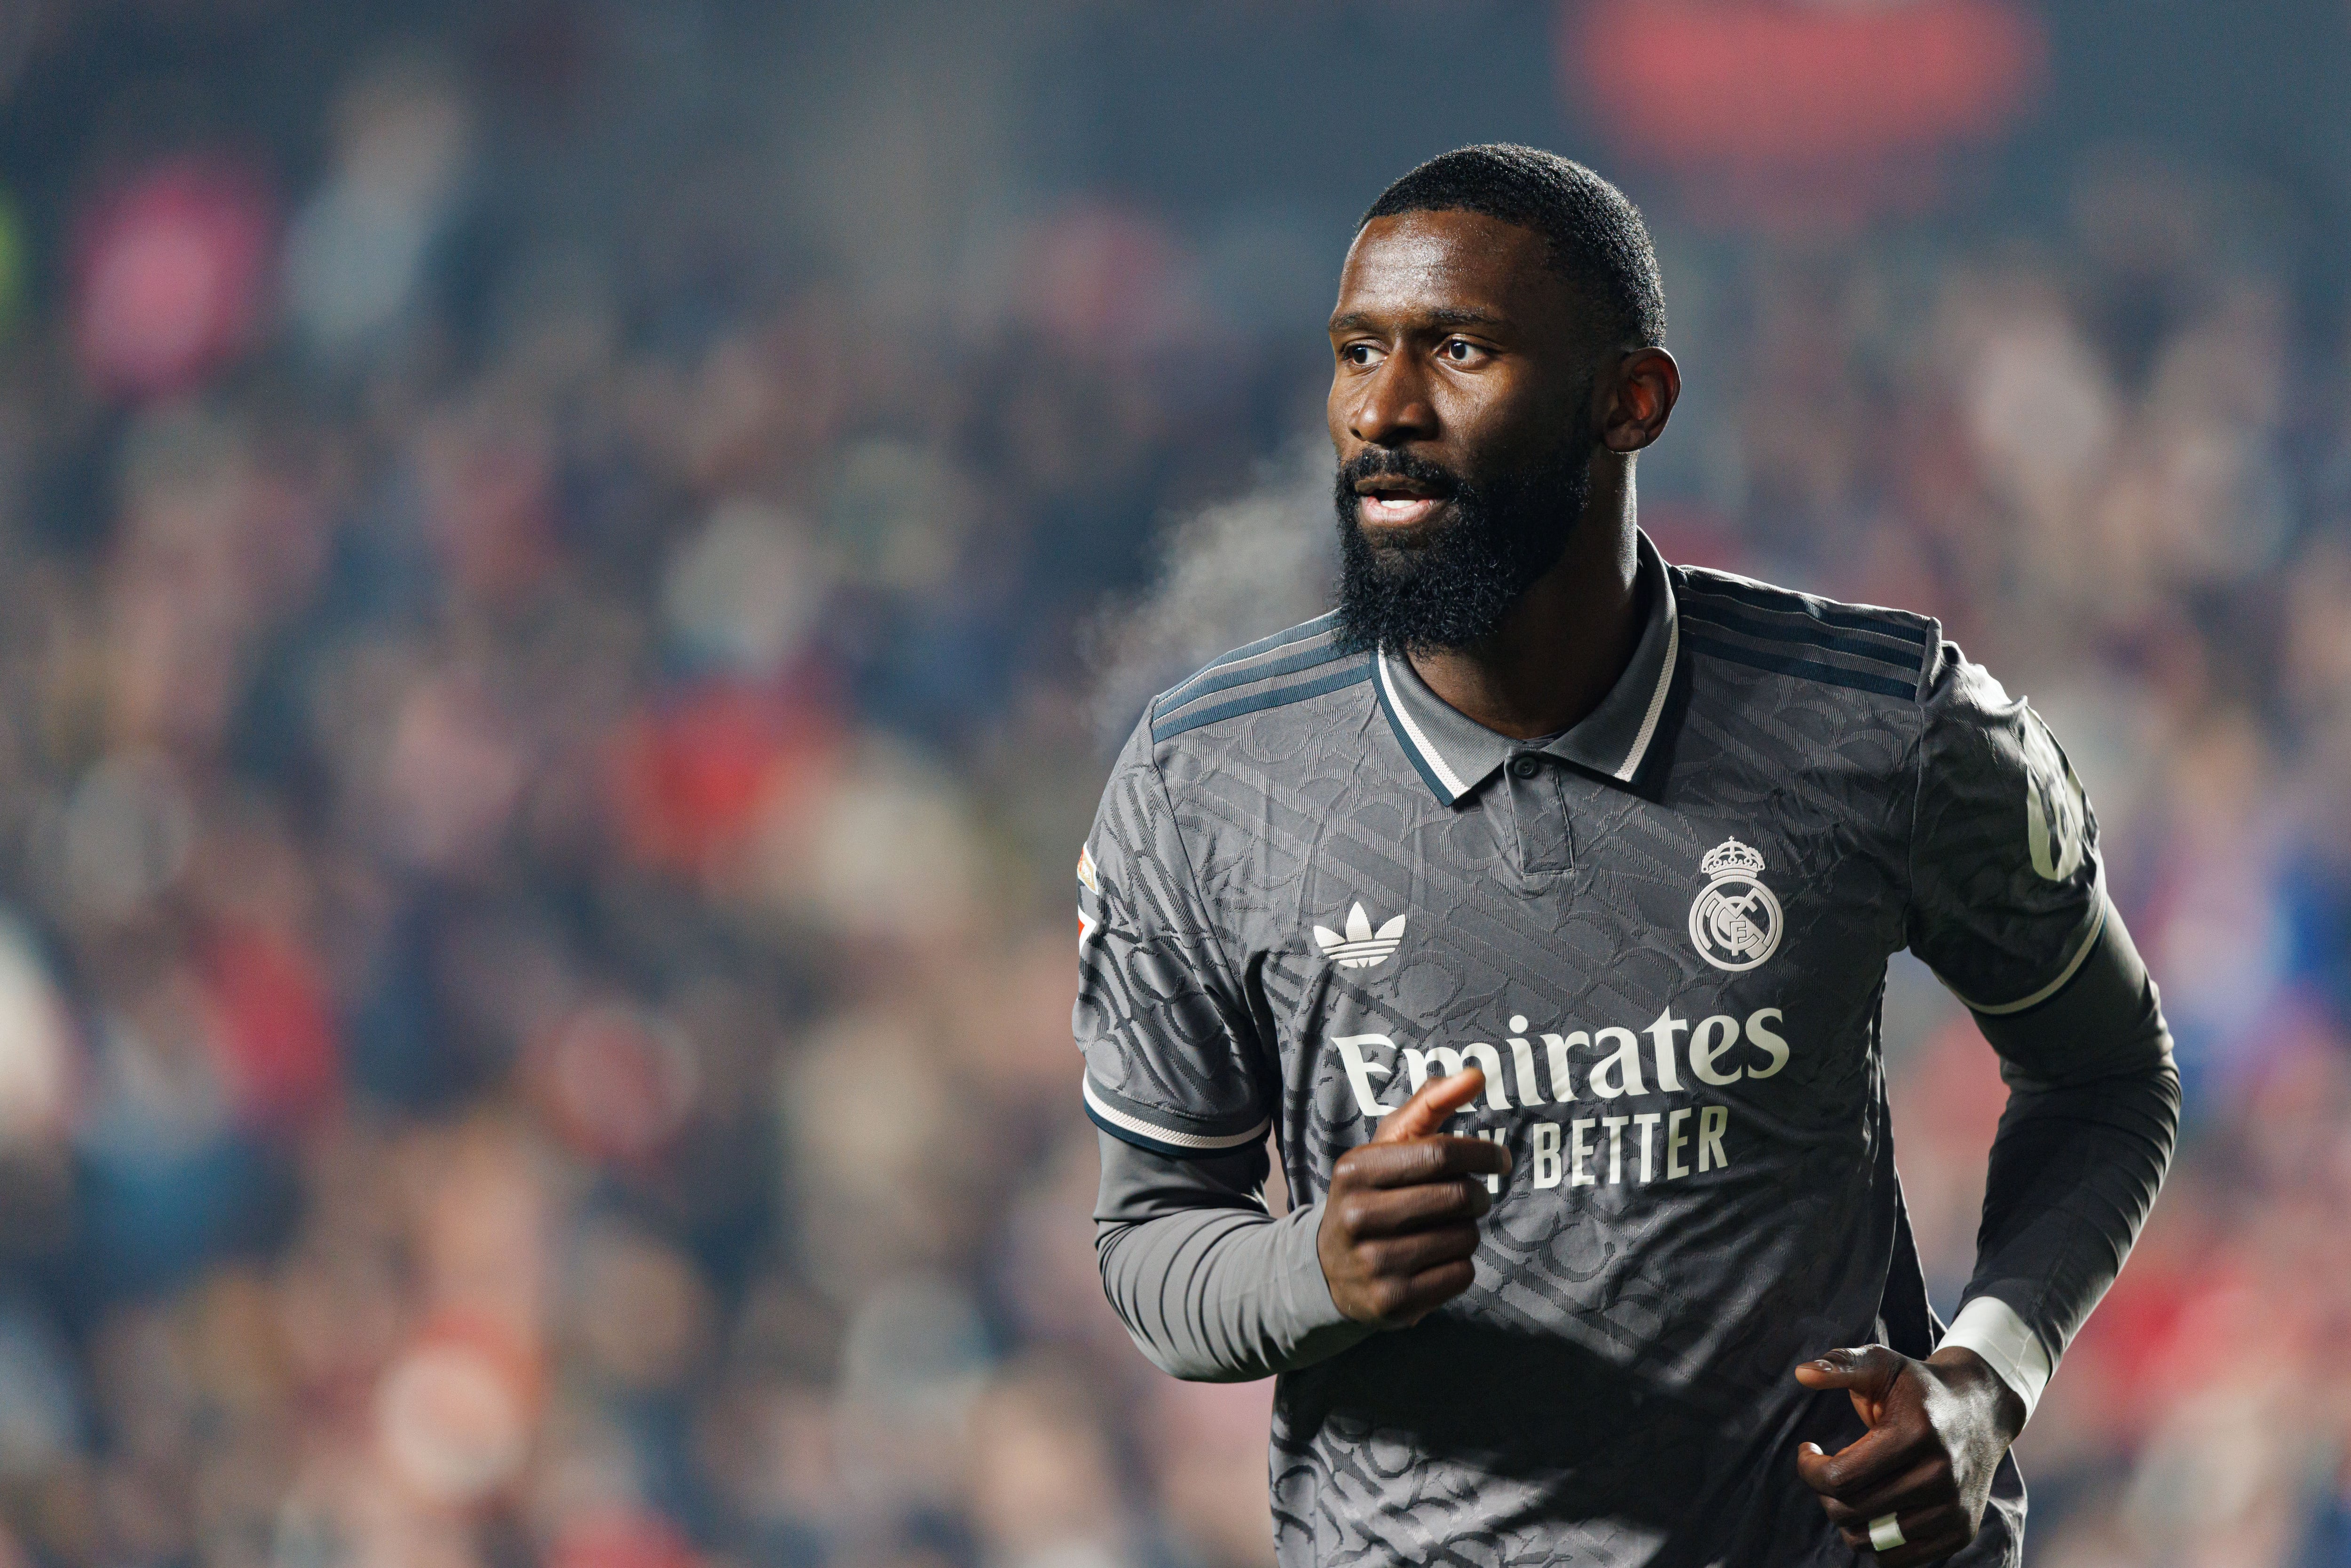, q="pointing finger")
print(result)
[1792,1345,1906,1426]
[1373,1069,1488,1143]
